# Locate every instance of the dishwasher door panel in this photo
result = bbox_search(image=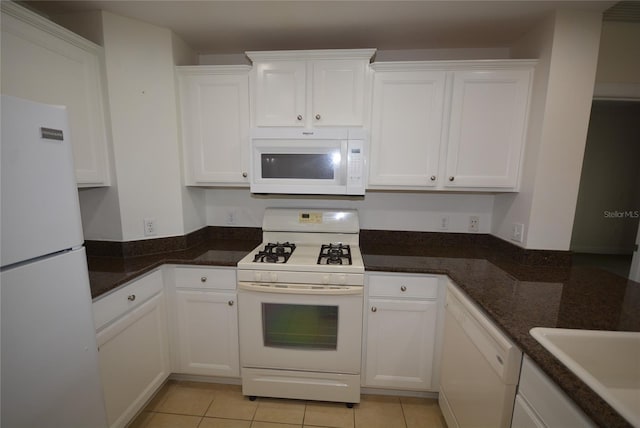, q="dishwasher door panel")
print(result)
[439,292,518,428]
